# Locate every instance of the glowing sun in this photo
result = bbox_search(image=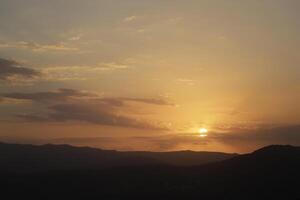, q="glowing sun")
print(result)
[198,128,208,138]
